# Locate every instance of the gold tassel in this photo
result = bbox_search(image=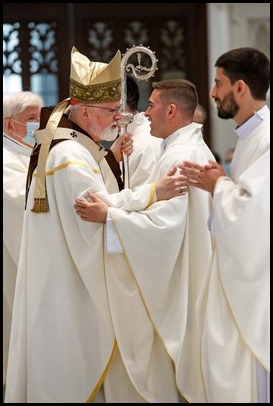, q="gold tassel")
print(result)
[31,198,49,213]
